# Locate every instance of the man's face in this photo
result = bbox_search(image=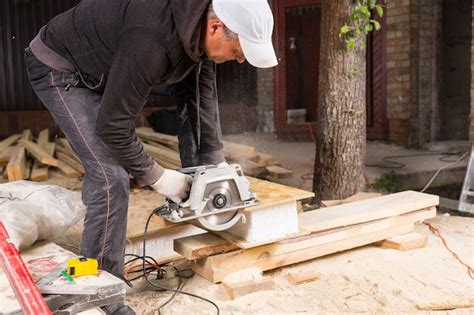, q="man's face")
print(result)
[202,19,245,64]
